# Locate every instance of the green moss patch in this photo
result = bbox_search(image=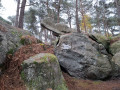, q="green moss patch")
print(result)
[110,41,120,55]
[35,53,57,63]
[7,48,15,55]
[89,34,110,52]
